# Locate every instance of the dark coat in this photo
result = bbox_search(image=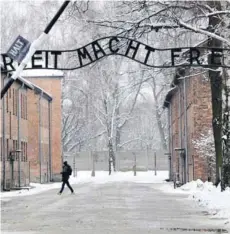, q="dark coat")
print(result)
[61,164,70,181]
